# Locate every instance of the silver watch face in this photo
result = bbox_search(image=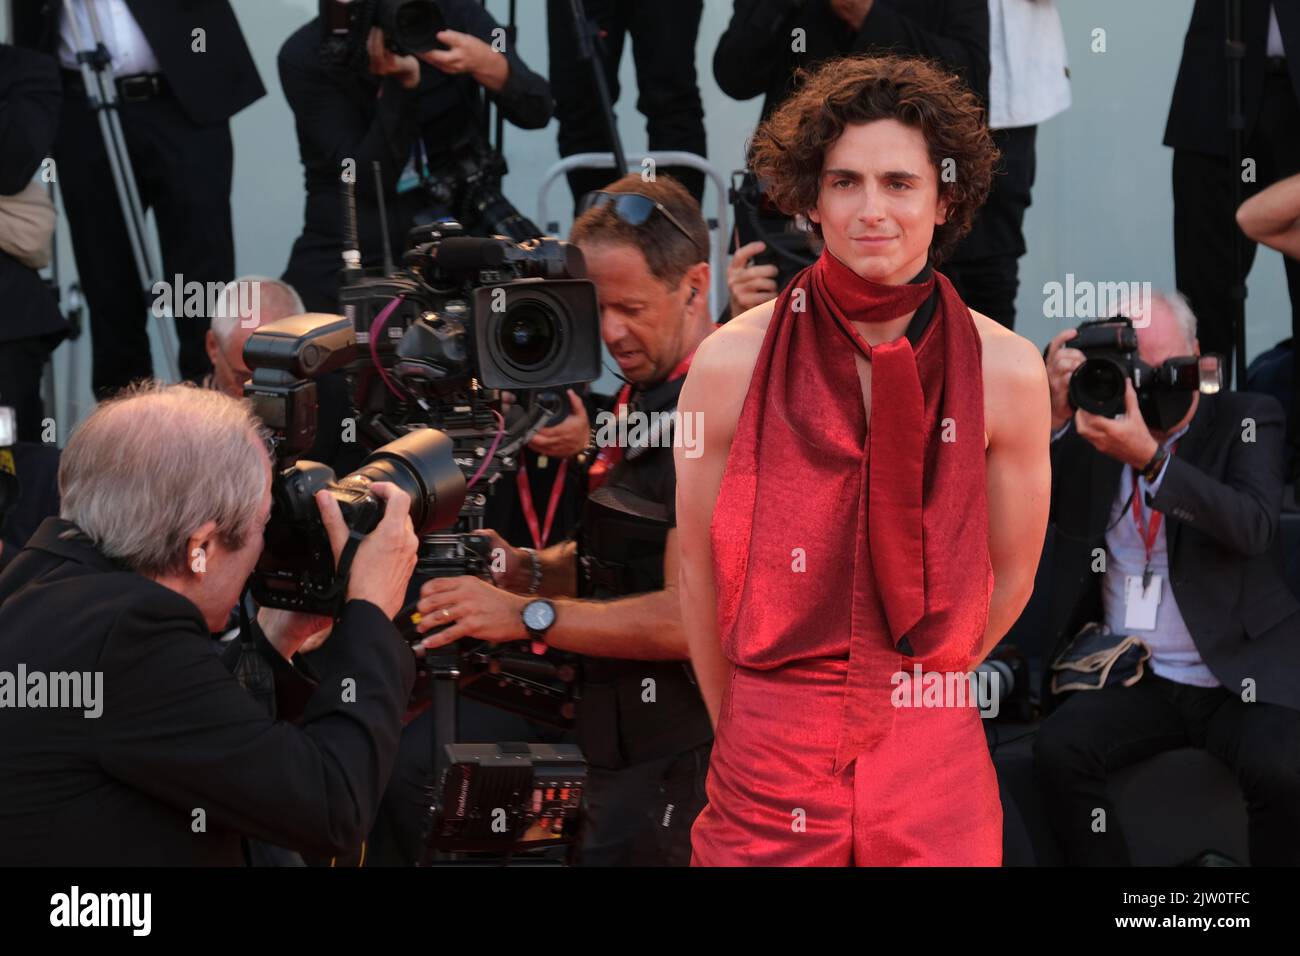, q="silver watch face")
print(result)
[523,600,555,632]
